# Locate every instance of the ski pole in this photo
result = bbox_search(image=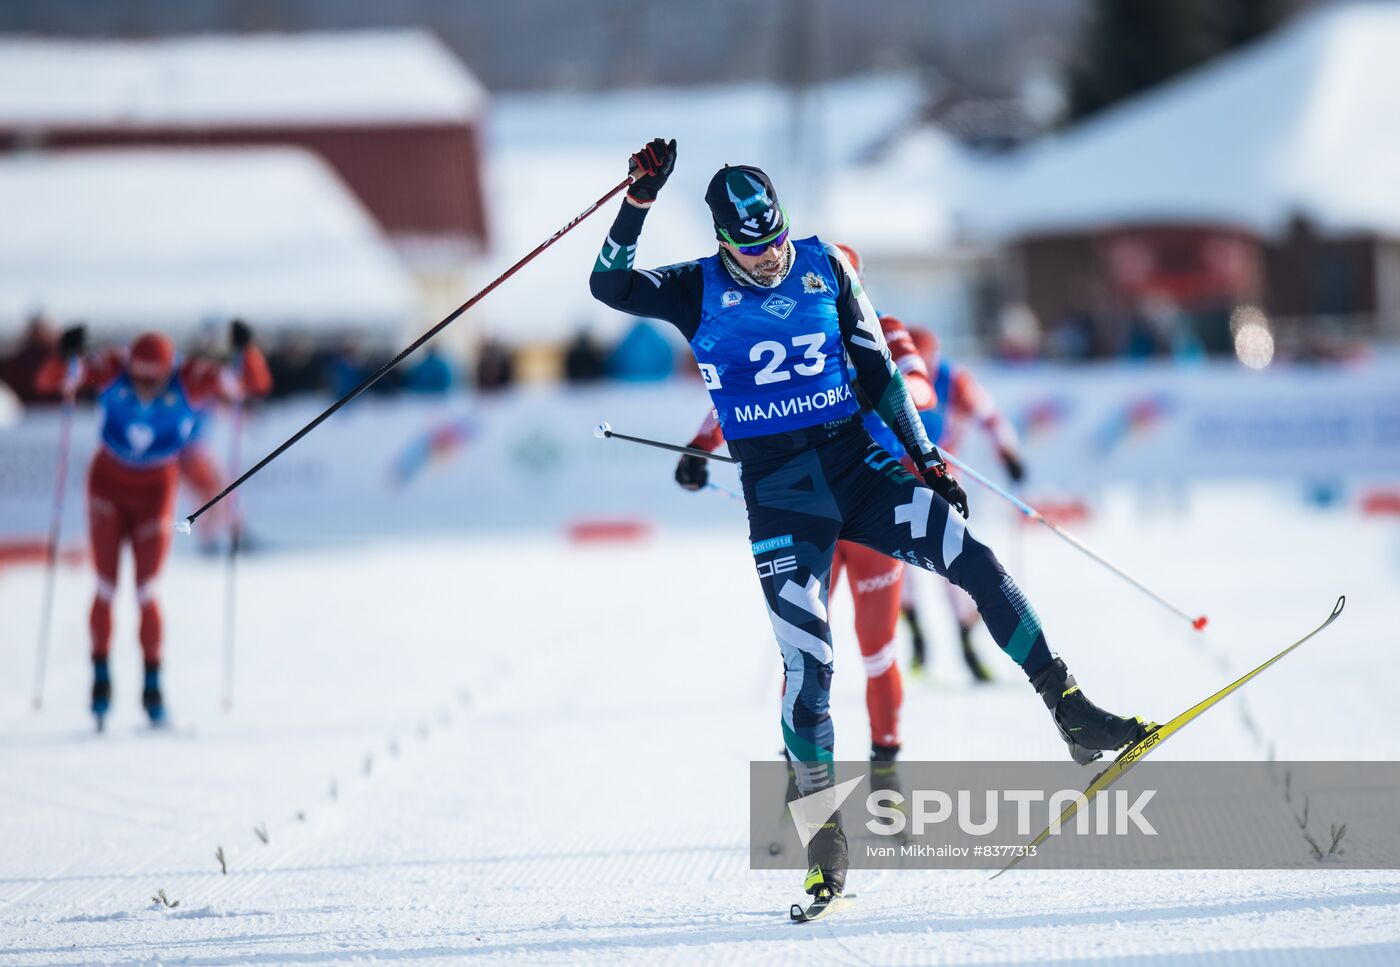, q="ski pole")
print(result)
[32,359,81,710]
[594,422,734,464]
[177,175,634,535]
[594,424,743,501]
[221,377,246,712]
[938,451,1208,632]
[596,422,1208,631]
